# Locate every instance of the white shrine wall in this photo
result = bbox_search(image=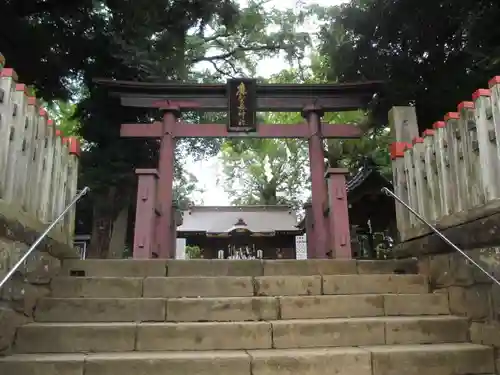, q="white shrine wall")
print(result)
[176,238,186,259]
